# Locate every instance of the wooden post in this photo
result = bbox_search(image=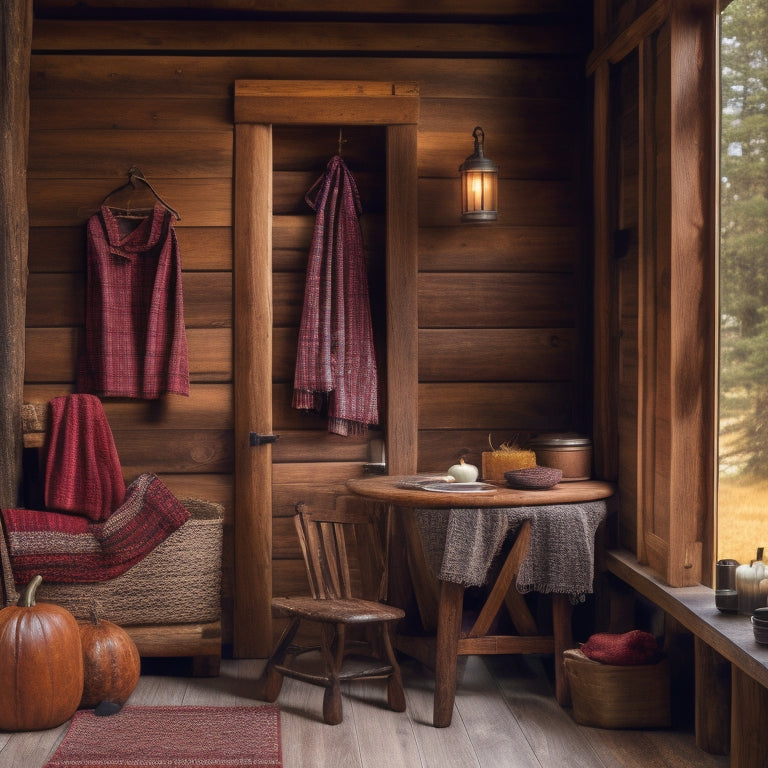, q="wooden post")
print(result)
[731,666,768,768]
[590,60,616,484]
[233,123,273,657]
[694,637,730,755]
[0,0,32,509]
[385,123,418,476]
